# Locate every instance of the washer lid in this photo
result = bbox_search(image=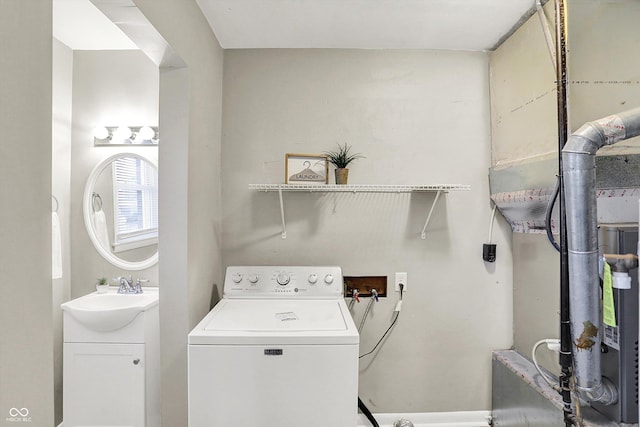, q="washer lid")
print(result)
[203,299,348,332]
